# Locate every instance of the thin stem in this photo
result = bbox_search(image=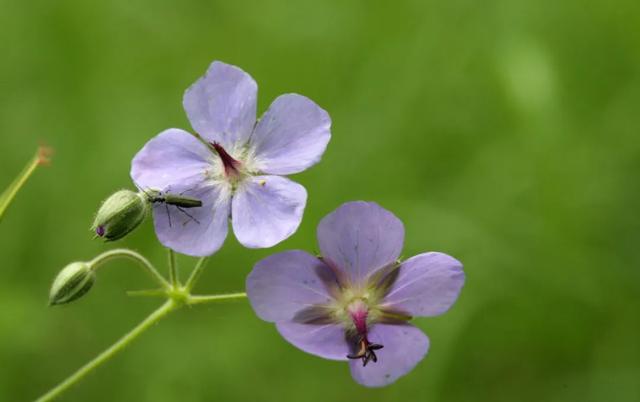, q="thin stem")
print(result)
[187,292,247,305]
[89,249,169,289]
[35,300,177,402]
[167,248,178,287]
[126,289,166,298]
[184,257,209,291]
[0,147,50,223]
